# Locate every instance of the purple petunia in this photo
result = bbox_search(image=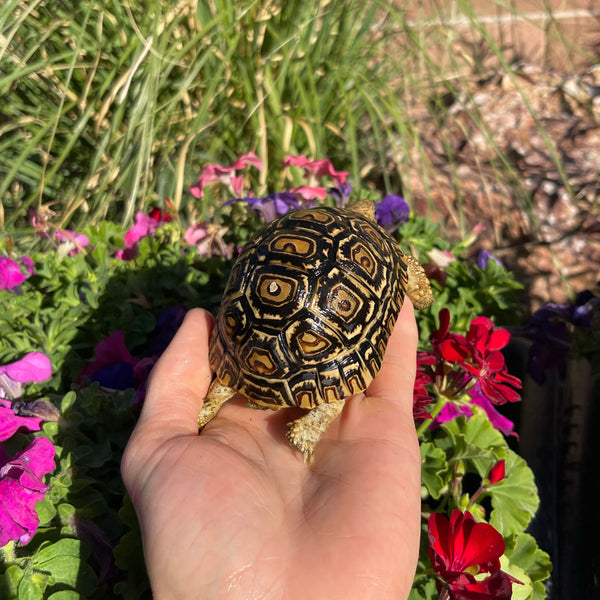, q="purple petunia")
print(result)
[232,192,302,222]
[476,249,504,269]
[524,289,600,384]
[375,195,410,233]
[79,331,138,390]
